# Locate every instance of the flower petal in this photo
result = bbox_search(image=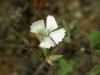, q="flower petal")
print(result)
[39,37,56,48]
[30,20,45,34]
[50,28,65,44]
[46,15,58,31]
